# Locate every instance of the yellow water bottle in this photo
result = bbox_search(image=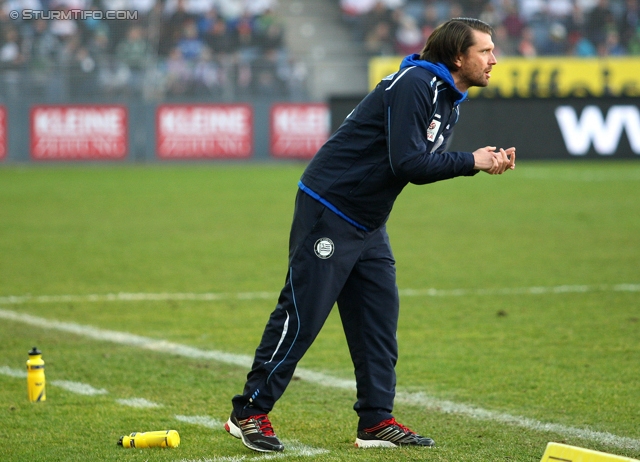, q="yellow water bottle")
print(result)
[26,347,46,402]
[118,430,180,449]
